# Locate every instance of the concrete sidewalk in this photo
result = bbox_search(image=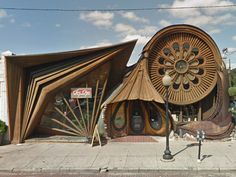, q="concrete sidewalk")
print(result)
[0,138,235,173]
